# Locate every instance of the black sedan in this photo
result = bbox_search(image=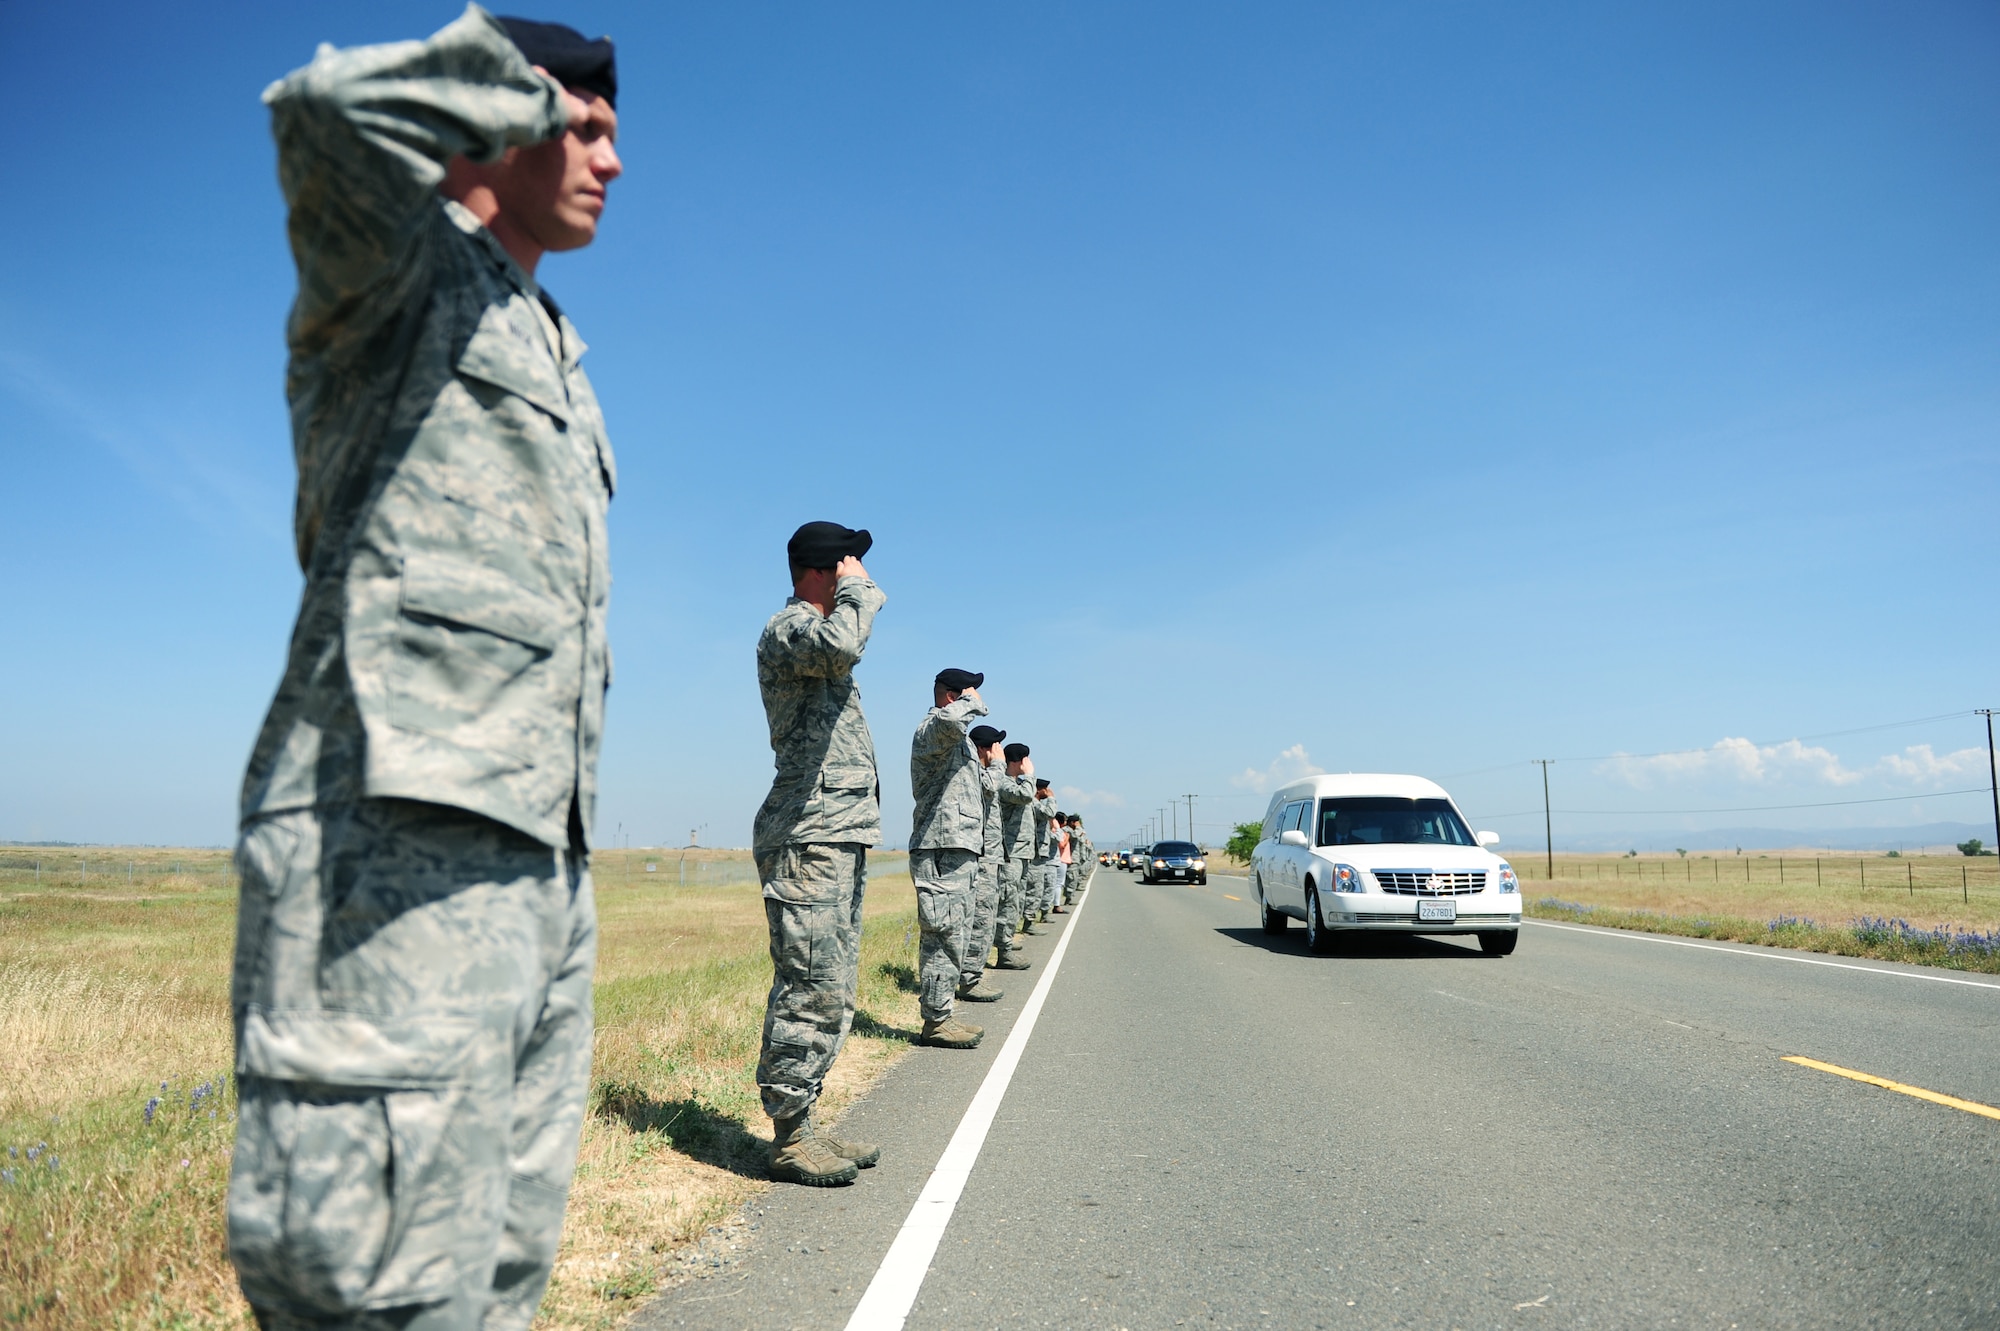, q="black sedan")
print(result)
[1142,841,1207,884]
